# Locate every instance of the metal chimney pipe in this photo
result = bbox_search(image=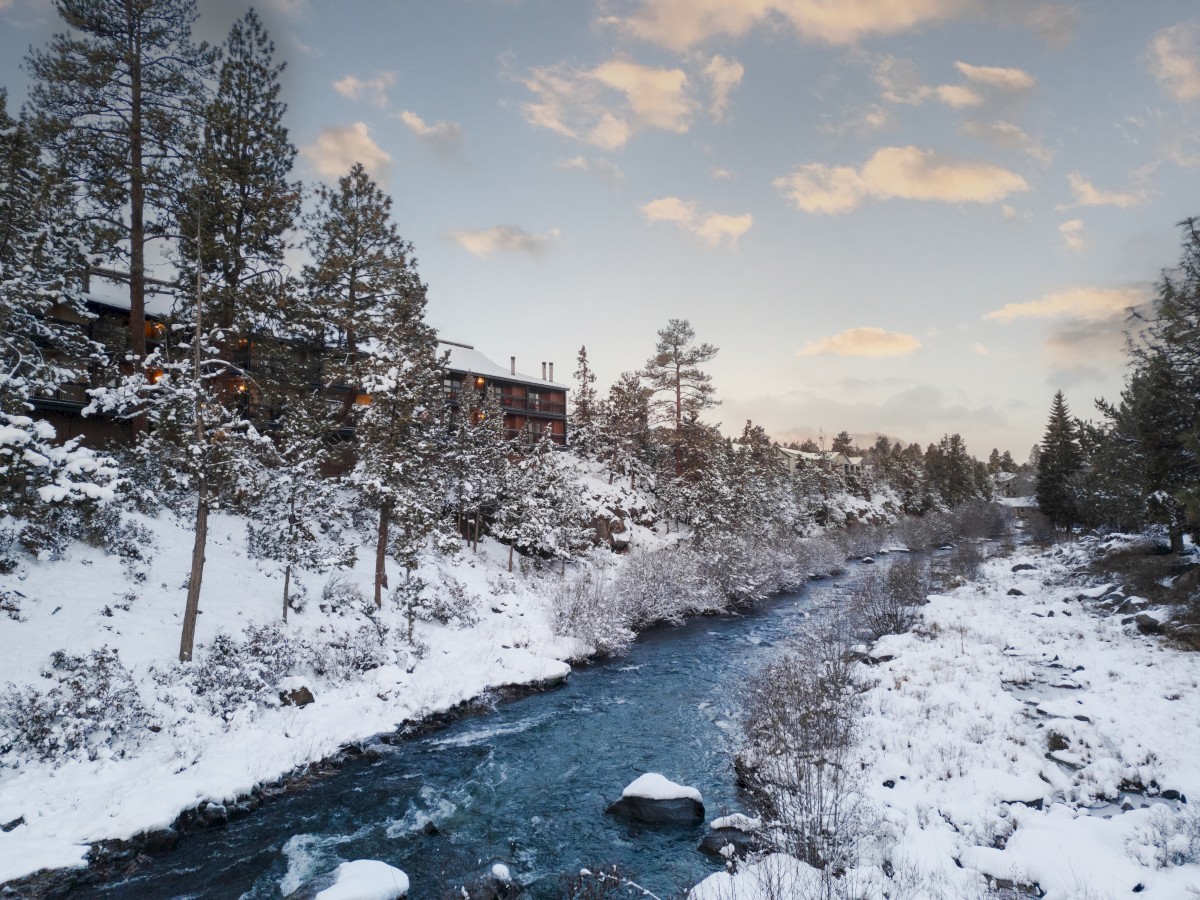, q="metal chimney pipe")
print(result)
[510,356,516,376]
[541,361,547,380]
[548,362,554,382]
